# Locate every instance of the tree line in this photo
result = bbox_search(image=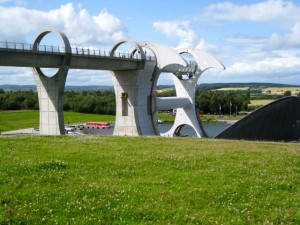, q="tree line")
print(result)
[156,89,250,114]
[0,90,115,114]
[2,89,297,115]
[63,91,115,114]
[0,89,38,110]
[195,90,250,115]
